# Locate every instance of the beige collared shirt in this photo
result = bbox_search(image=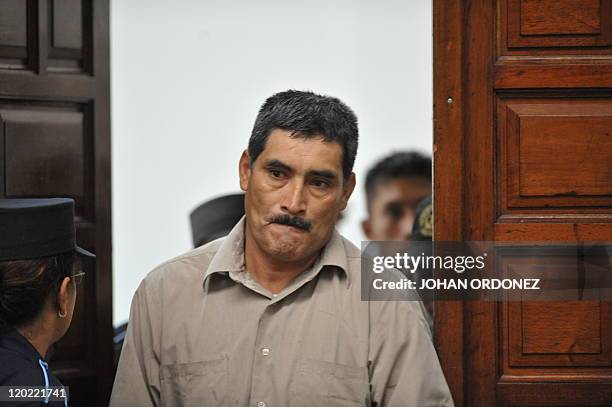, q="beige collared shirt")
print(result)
[110,217,454,407]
